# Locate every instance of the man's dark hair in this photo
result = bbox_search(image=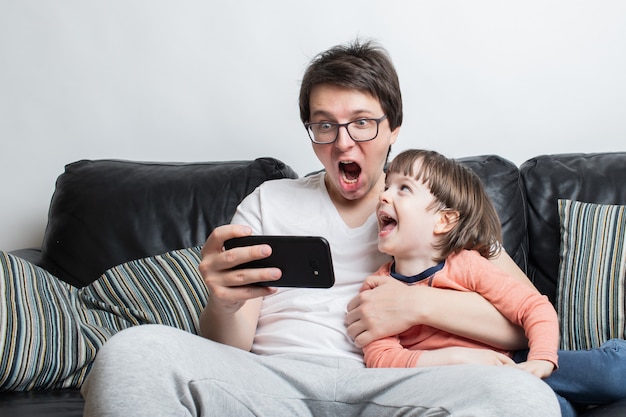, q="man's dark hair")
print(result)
[299,39,403,130]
